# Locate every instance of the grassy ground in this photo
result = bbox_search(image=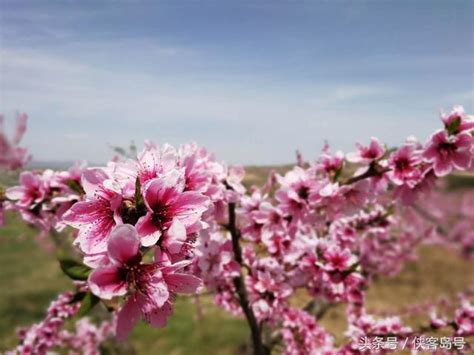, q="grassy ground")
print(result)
[0,169,473,354]
[0,214,248,354]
